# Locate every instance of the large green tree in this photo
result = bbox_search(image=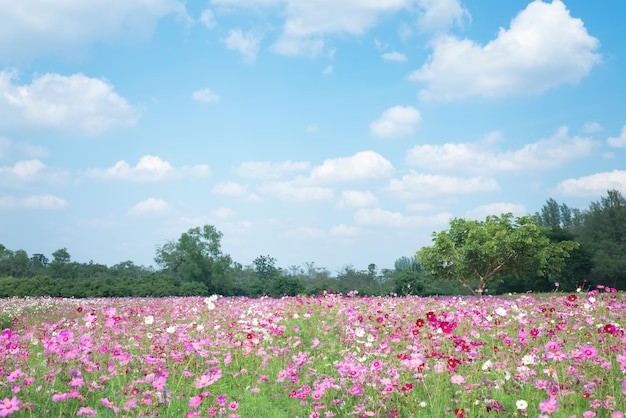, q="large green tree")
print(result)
[155,225,233,295]
[417,213,579,296]
[577,189,626,288]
